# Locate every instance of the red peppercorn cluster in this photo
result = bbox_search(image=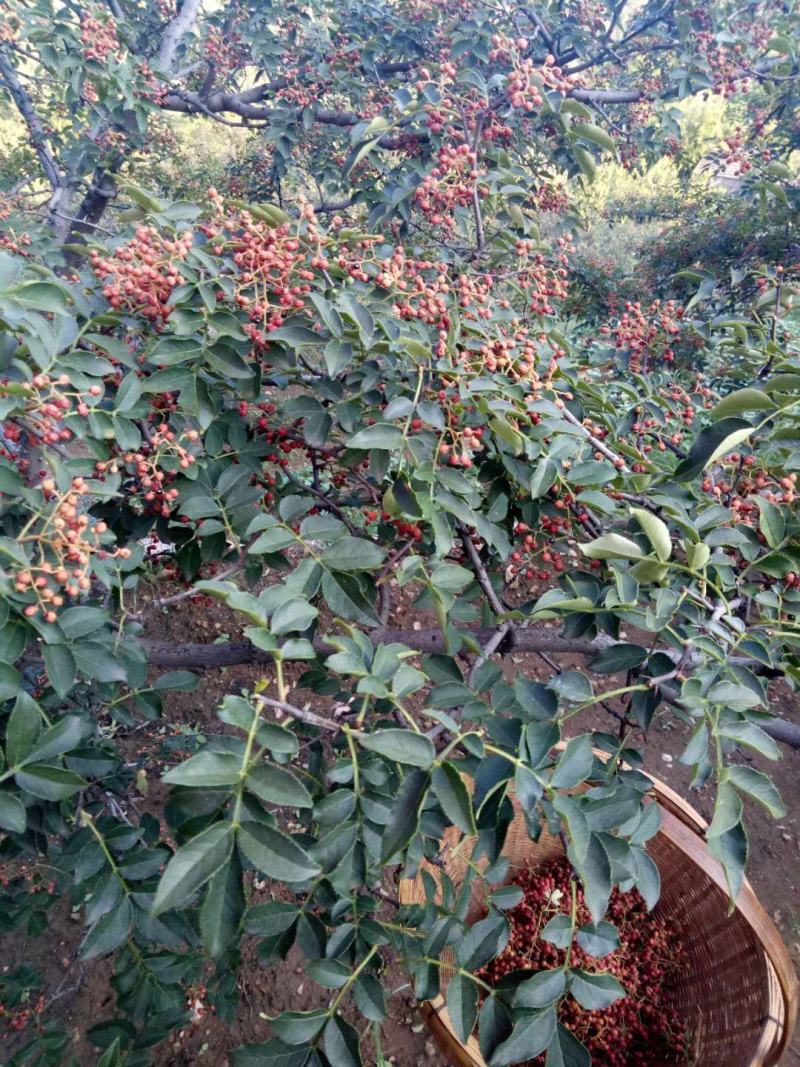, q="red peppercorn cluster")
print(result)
[202,25,250,82]
[563,0,607,32]
[111,426,200,518]
[199,193,390,349]
[0,14,20,42]
[91,227,193,324]
[508,514,576,583]
[600,299,685,373]
[414,143,485,230]
[367,509,424,543]
[0,227,30,256]
[477,858,687,1066]
[0,372,78,462]
[13,476,131,621]
[80,12,122,62]
[489,36,577,110]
